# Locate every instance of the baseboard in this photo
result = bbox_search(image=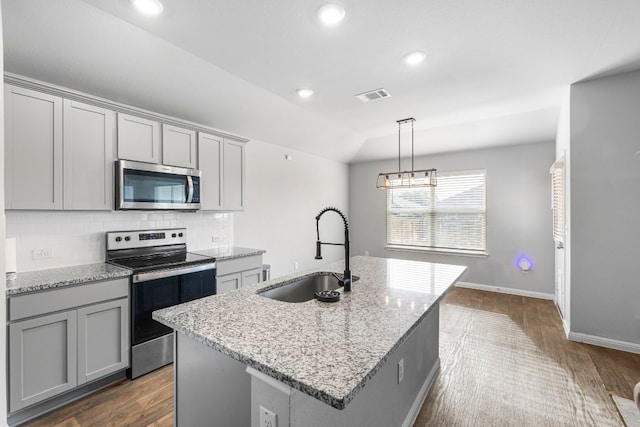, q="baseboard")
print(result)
[455,281,554,300]
[402,358,440,427]
[562,318,570,338]
[568,331,640,354]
